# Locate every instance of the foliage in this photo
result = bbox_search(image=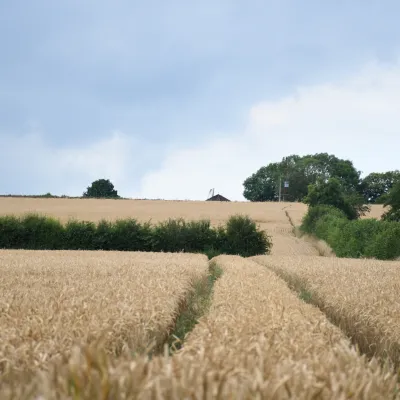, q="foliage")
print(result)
[301,205,347,234]
[361,171,400,203]
[242,164,280,202]
[301,206,400,260]
[0,214,271,257]
[243,152,361,202]
[364,223,400,260]
[0,215,24,249]
[222,215,272,257]
[20,214,65,250]
[303,177,369,220]
[382,181,400,222]
[64,220,96,250]
[83,179,120,199]
[110,219,153,251]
